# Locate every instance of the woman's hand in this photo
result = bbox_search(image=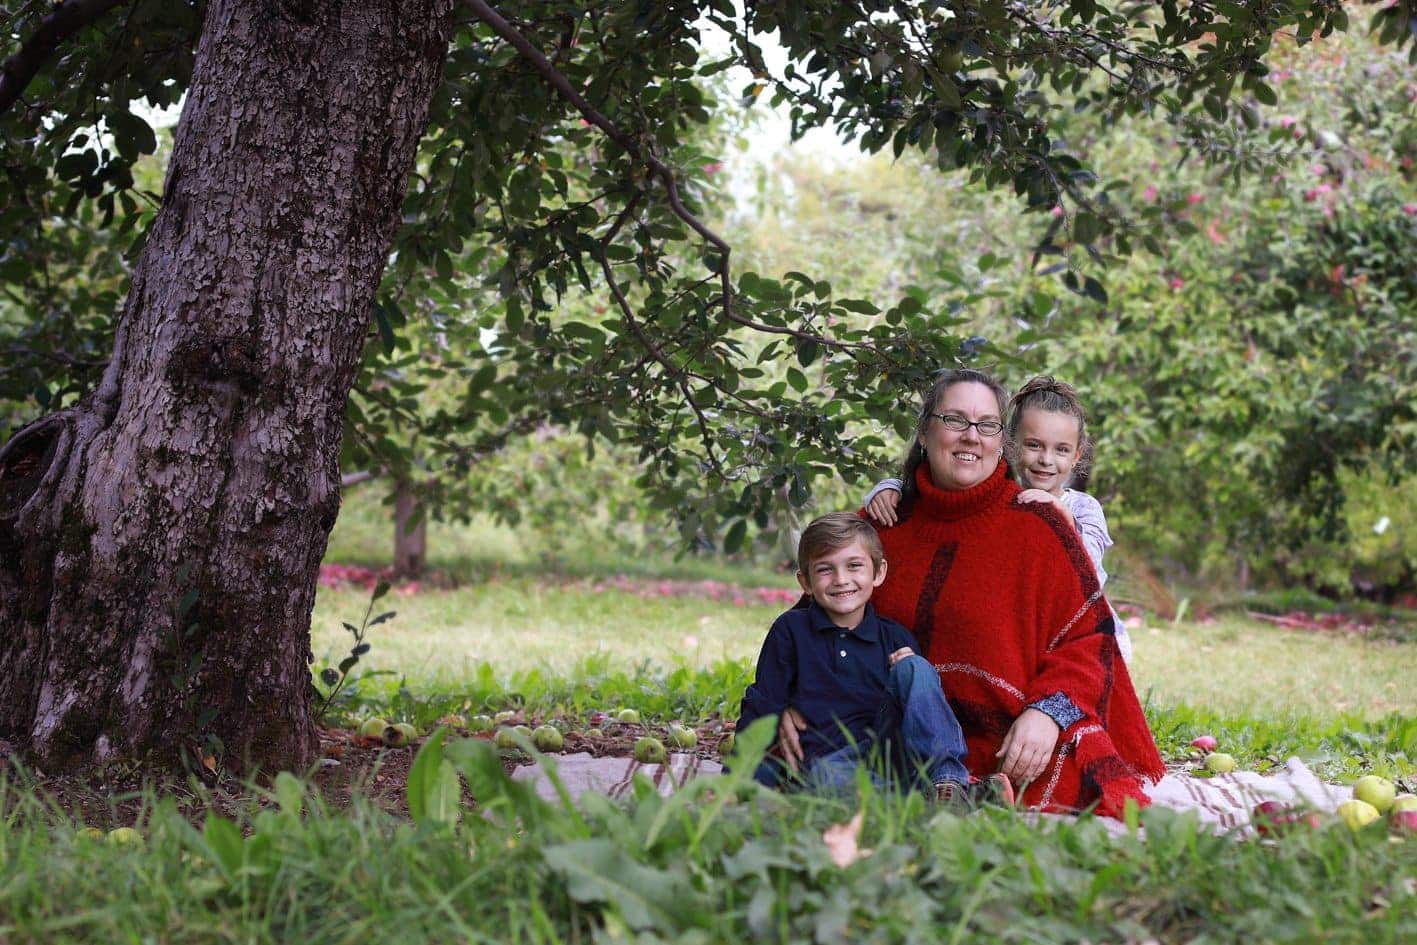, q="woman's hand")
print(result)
[866,489,901,527]
[996,708,1060,785]
[777,706,808,772]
